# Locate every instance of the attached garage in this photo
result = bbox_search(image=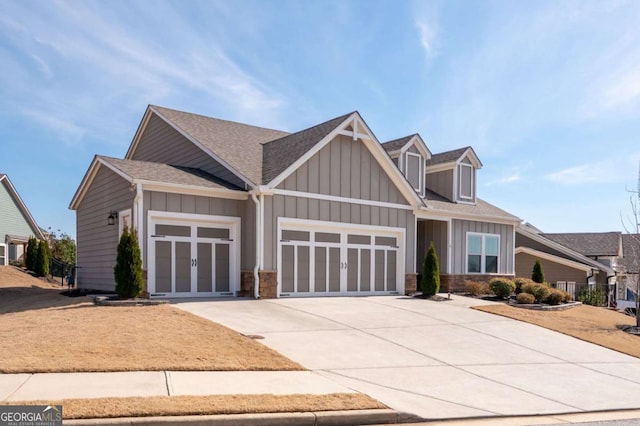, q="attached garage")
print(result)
[277,218,405,297]
[147,212,240,297]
